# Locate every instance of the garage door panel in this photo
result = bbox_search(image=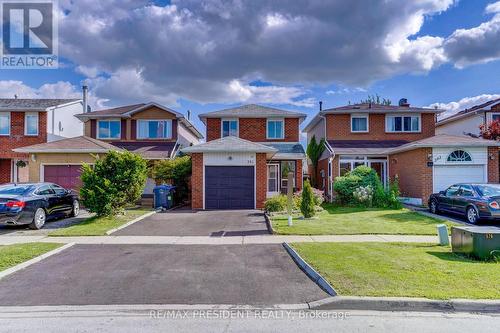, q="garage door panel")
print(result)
[205,166,254,210]
[433,165,485,193]
[43,165,83,191]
